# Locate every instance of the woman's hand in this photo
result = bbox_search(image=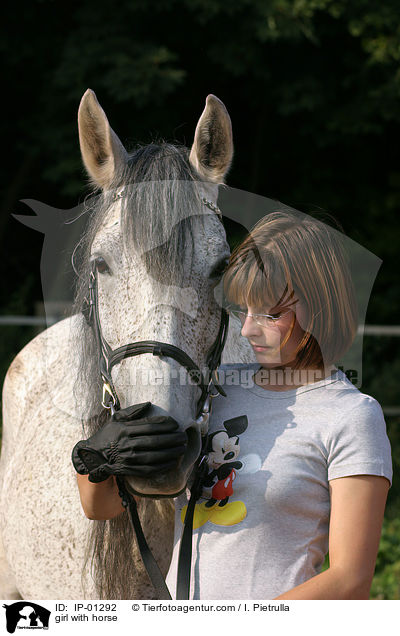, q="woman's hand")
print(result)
[72,402,187,483]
